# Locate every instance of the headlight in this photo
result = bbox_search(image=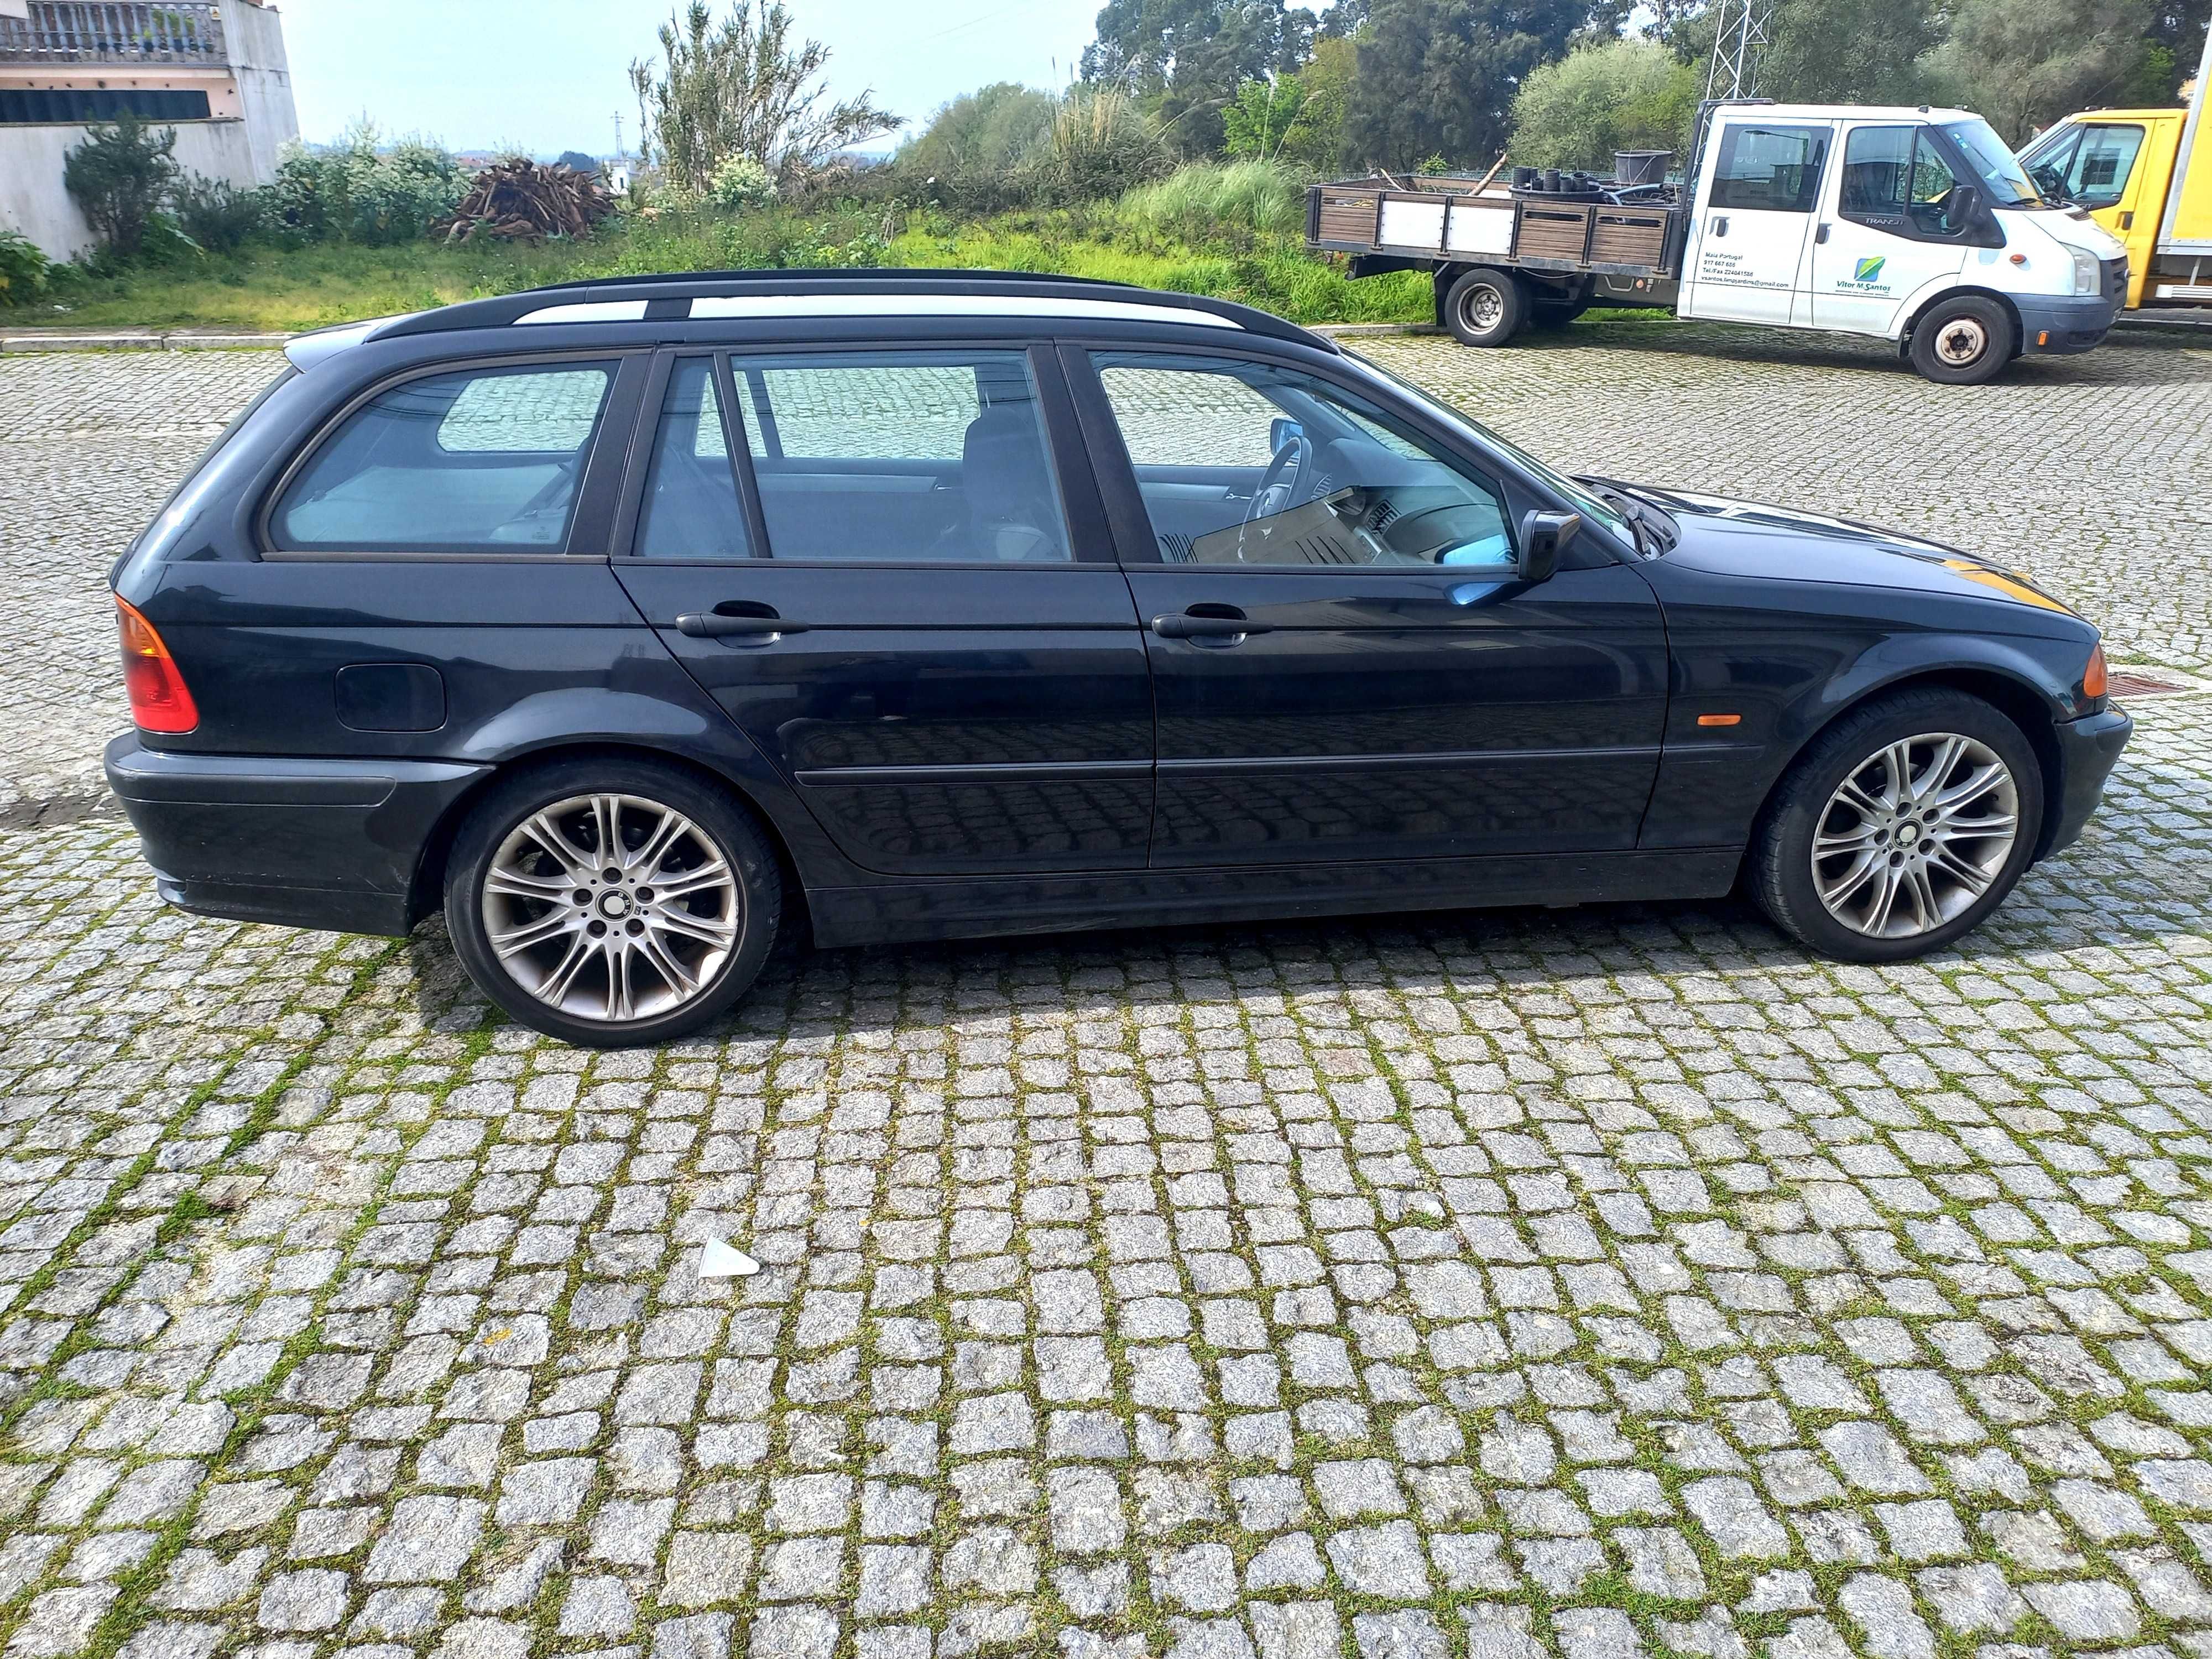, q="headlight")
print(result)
[2071,248,2098,296]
